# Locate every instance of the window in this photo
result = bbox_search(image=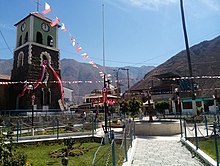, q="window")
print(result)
[183,102,192,109]
[47,35,53,47]
[36,31,43,44]
[24,32,28,43]
[18,35,22,46]
[17,51,24,68]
